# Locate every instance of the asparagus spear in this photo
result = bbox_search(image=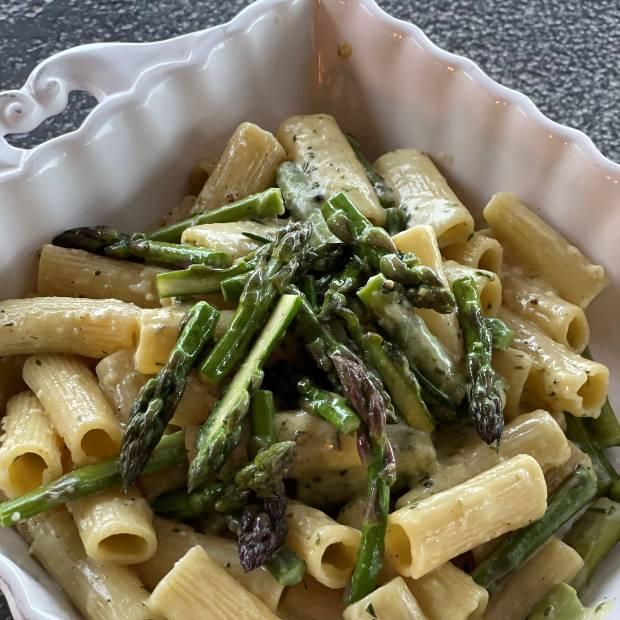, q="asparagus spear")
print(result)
[564,497,620,594]
[0,432,186,526]
[199,223,310,384]
[357,273,466,407]
[249,390,277,457]
[472,466,598,592]
[156,441,295,518]
[452,276,506,445]
[320,258,365,317]
[321,193,455,313]
[335,305,435,432]
[346,134,397,210]
[188,294,302,490]
[53,226,232,269]
[156,250,263,298]
[582,348,620,449]
[120,302,220,490]
[276,161,339,245]
[265,546,307,586]
[148,188,285,242]
[220,272,249,303]
[297,377,361,434]
[565,415,617,494]
[528,583,604,620]
[288,289,395,603]
[486,317,515,350]
[612,479,620,503]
